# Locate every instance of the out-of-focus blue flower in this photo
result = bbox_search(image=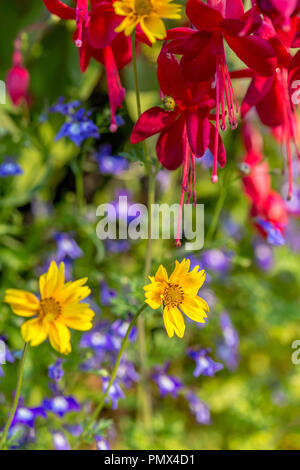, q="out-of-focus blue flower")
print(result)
[52,431,71,450]
[0,159,23,177]
[253,240,274,271]
[10,404,47,429]
[185,392,211,425]
[65,424,83,437]
[117,359,139,388]
[217,312,239,371]
[111,318,137,342]
[97,144,129,175]
[201,249,232,274]
[102,377,125,410]
[188,349,223,378]
[222,214,243,240]
[49,98,99,147]
[54,232,83,262]
[105,240,130,253]
[286,220,300,253]
[43,396,80,417]
[80,329,116,353]
[48,359,64,382]
[256,218,285,247]
[156,170,171,192]
[0,336,15,379]
[95,435,110,450]
[100,281,117,307]
[152,364,183,398]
